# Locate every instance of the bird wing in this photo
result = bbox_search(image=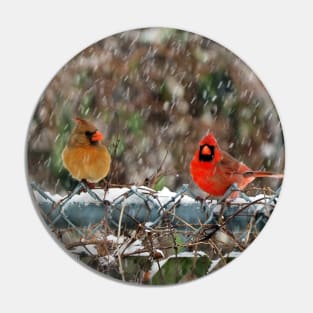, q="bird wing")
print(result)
[218,150,251,175]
